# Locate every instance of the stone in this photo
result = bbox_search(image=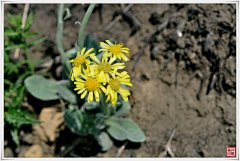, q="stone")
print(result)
[4,147,14,157]
[38,107,64,142]
[24,144,43,157]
